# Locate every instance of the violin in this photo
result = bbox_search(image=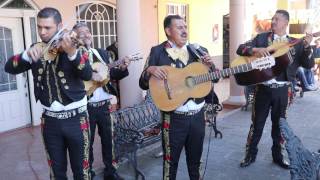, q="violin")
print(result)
[33,29,84,61]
